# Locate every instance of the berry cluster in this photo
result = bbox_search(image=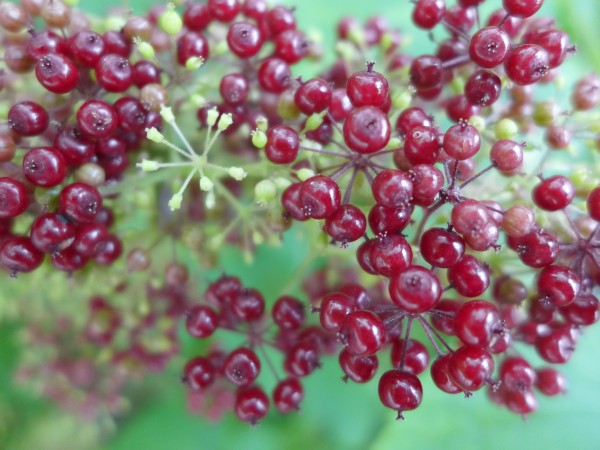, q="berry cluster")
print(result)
[1,0,600,434]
